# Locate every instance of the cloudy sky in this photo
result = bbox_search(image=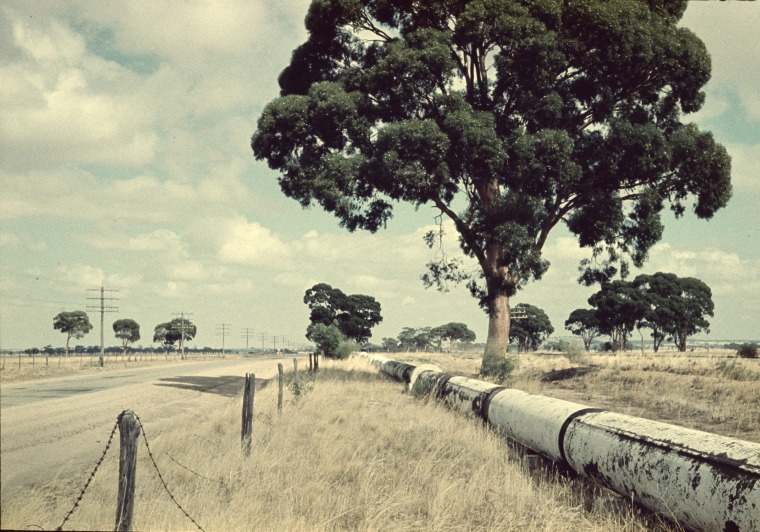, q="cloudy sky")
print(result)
[1,1,758,352]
